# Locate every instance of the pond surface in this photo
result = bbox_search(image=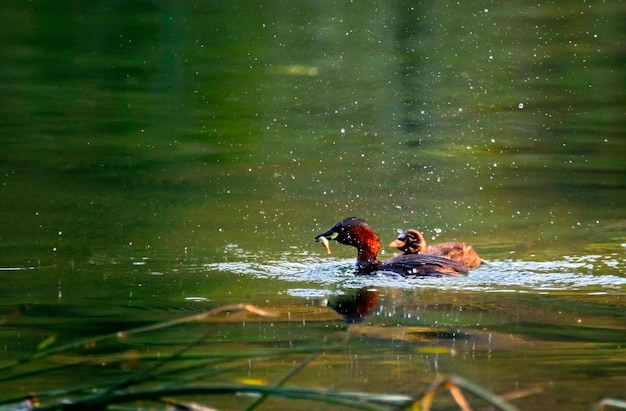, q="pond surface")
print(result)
[0,1,625,410]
